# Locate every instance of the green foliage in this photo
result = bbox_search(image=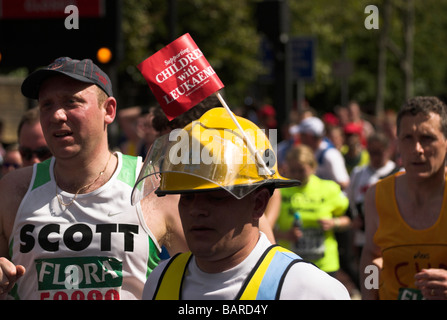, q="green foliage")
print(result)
[119,0,447,115]
[289,0,447,113]
[120,0,261,107]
